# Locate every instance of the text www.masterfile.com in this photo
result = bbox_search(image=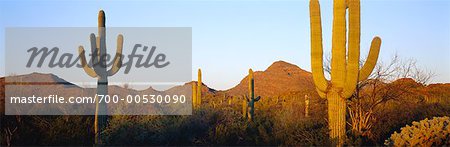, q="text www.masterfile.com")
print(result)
[9,94,187,104]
